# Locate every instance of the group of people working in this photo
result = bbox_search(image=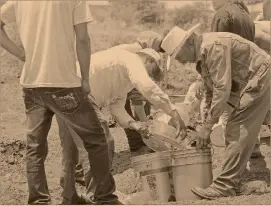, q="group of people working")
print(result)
[0,0,270,204]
